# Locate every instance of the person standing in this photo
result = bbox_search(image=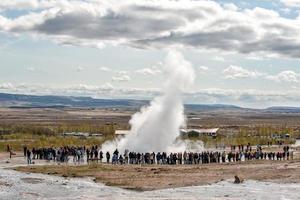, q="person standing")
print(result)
[95,149,99,162]
[23,146,27,157]
[106,151,110,163]
[27,149,32,164]
[99,151,103,162]
[9,149,13,159]
[86,148,90,163]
